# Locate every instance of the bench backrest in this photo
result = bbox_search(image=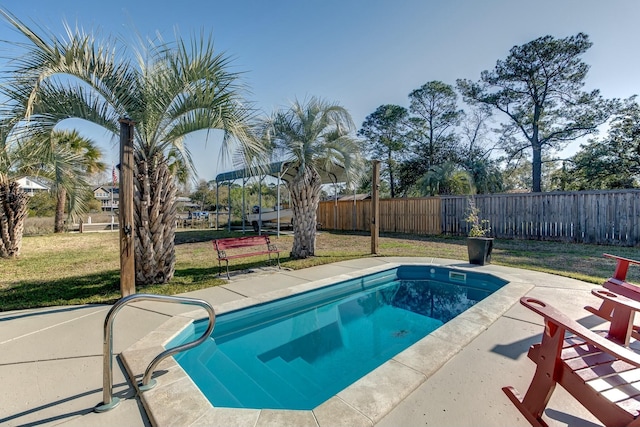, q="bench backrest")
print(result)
[214,235,270,251]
